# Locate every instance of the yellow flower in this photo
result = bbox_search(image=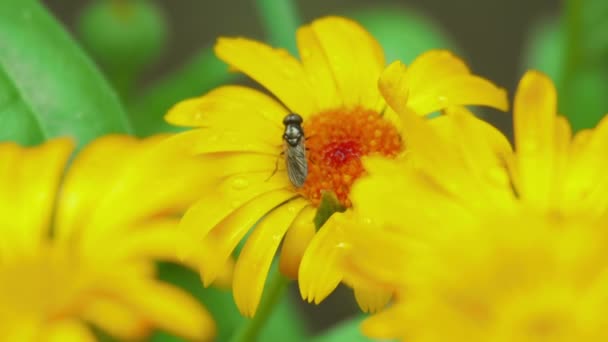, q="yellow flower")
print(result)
[339,70,608,341]
[165,15,508,317]
[0,136,217,341]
